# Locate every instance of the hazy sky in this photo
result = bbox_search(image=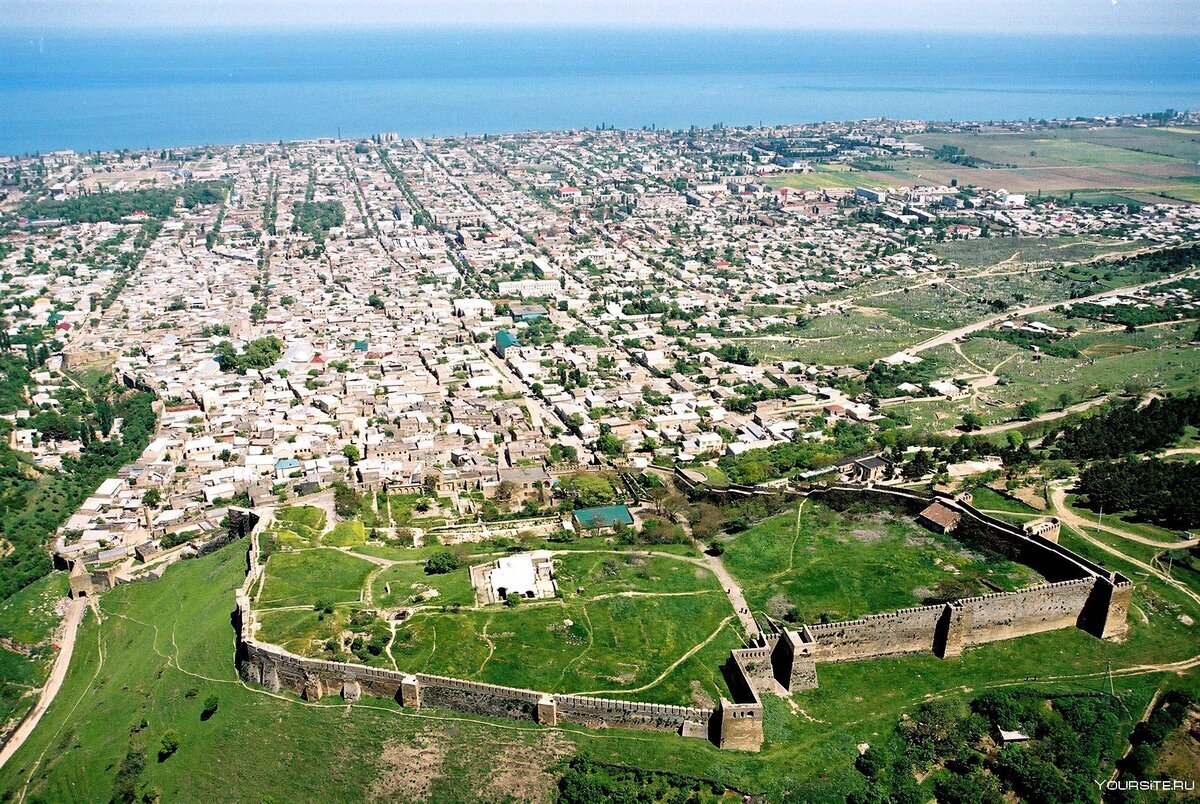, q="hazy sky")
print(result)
[4,0,1199,34]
